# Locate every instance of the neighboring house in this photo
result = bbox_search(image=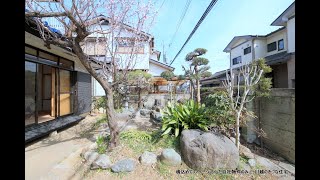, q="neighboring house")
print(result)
[223,2,295,88]
[25,16,92,143]
[86,18,174,96]
[201,69,230,87]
